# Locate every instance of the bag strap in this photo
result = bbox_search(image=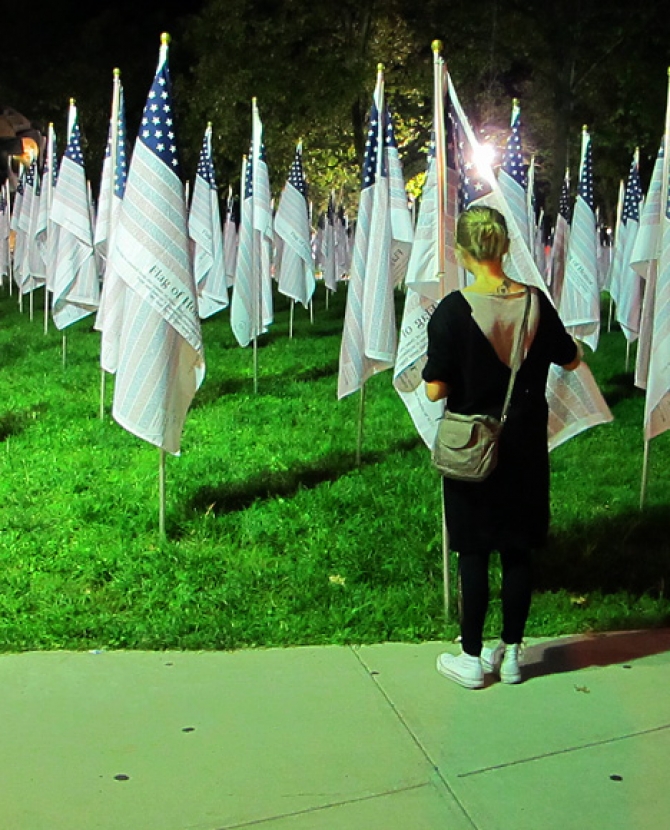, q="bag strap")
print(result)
[500,288,532,426]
